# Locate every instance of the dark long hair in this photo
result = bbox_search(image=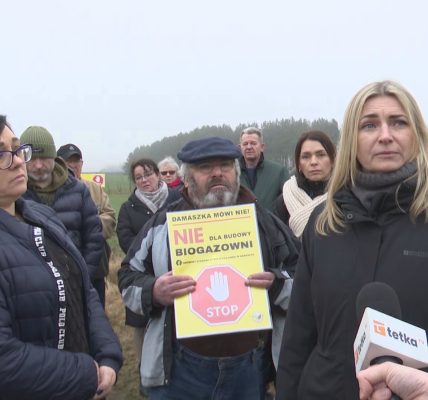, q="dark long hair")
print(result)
[294,130,336,176]
[0,115,12,135]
